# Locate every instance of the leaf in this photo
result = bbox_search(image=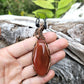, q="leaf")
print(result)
[58,0,76,9]
[20,11,25,16]
[33,0,54,9]
[48,0,55,3]
[1,0,6,2]
[8,11,12,15]
[32,9,54,18]
[56,0,76,18]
